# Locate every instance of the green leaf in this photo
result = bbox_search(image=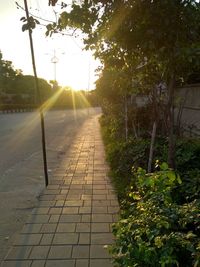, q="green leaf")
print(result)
[176,174,182,184]
[160,162,168,171]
